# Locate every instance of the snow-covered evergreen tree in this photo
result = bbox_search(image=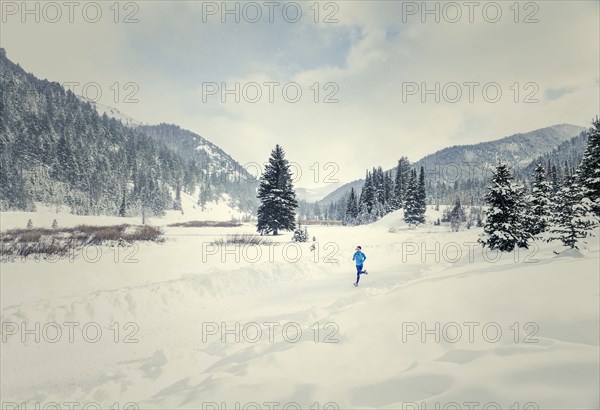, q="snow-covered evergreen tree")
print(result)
[417,166,427,219]
[256,145,298,235]
[359,170,375,218]
[404,169,424,225]
[383,171,395,212]
[548,175,597,249]
[403,168,426,225]
[344,187,359,225]
[393,157,411,209]
[479,163,532,252]
[551,164,559,192]
[373,167,385,206]
[292,225,309,242]
[527,163,553,236]
[578,118,600,216]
